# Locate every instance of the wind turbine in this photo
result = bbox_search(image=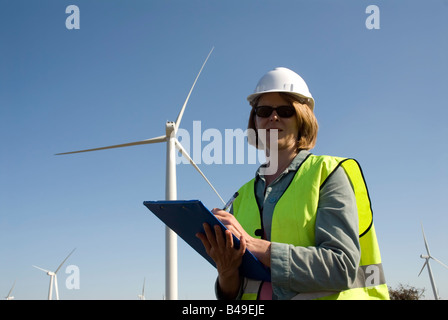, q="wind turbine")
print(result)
[4,280,16,300]
[33,248,76,300]
[55,48,225,300]
[138,277,146,300]
[418,224,448,300]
